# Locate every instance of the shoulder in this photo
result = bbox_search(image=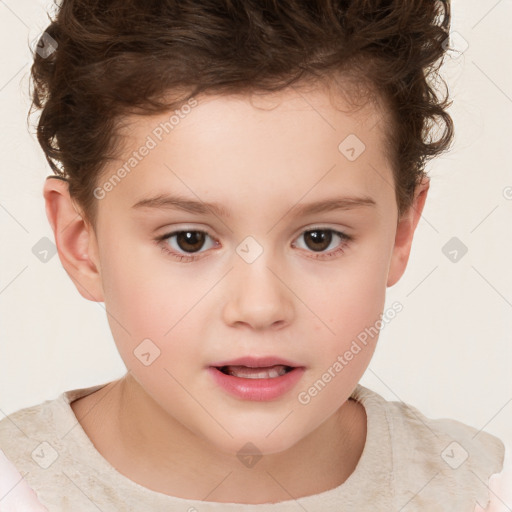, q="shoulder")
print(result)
[365,387,504,509]
[0,400,53,458]
[0,397,57,468]
[0,385,109,510]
